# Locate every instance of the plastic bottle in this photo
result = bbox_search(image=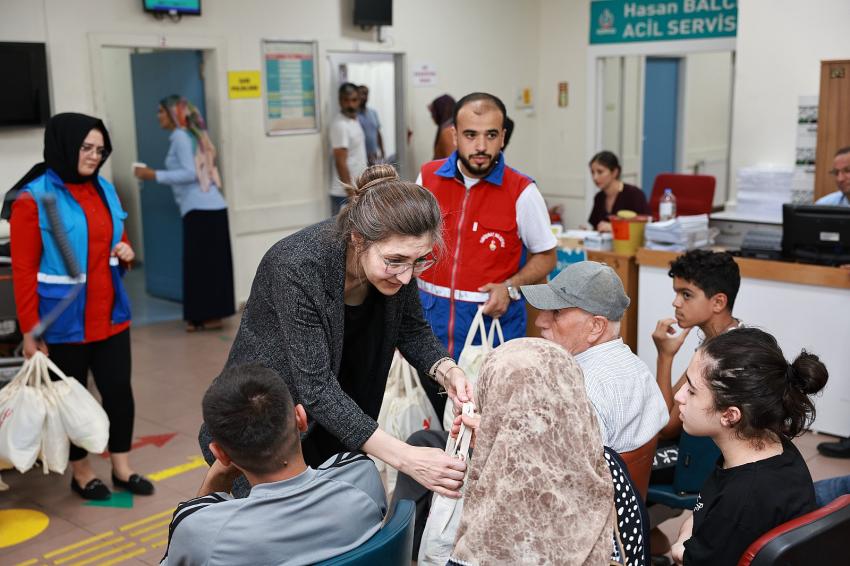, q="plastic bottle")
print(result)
[659,188,677,221]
